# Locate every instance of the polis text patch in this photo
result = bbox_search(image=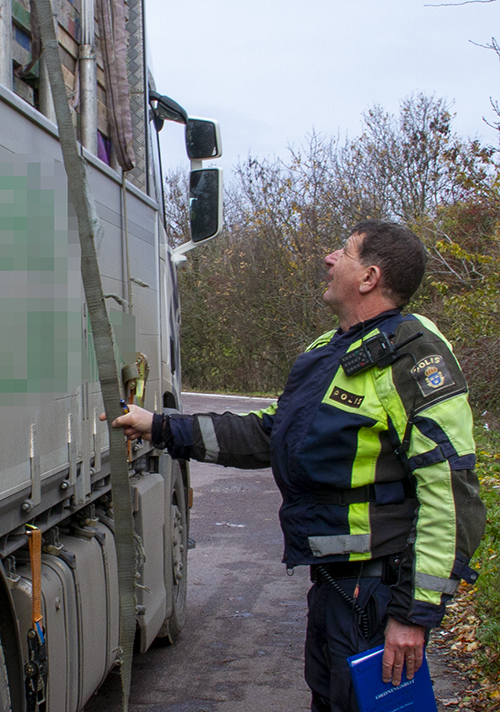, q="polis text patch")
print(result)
[330,386,364,408]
